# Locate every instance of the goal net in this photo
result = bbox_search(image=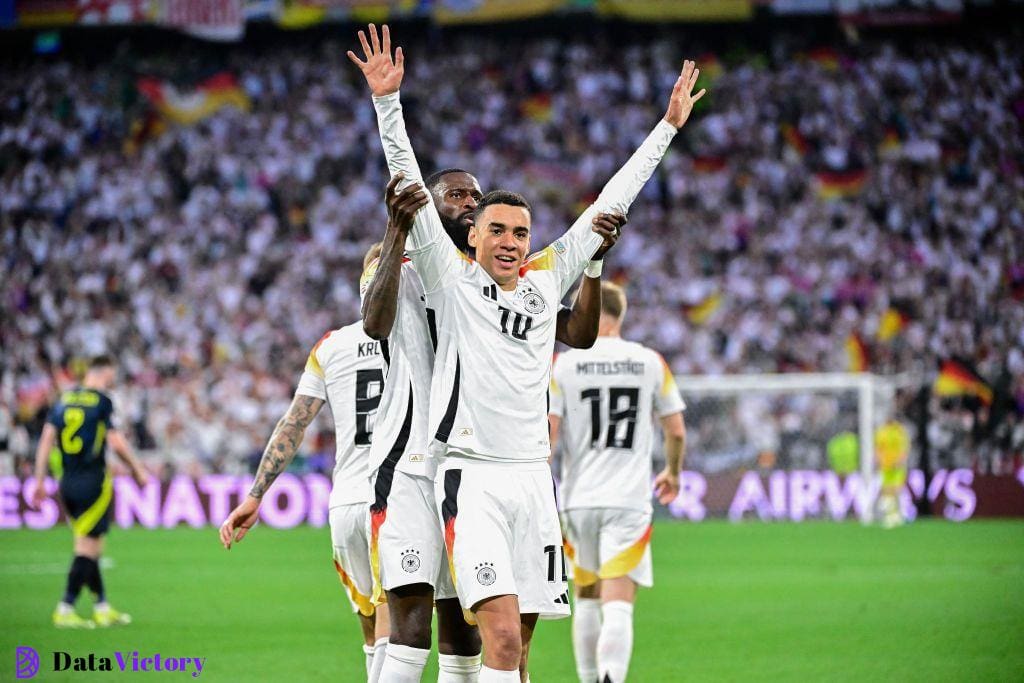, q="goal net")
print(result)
[666,373,902,523]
